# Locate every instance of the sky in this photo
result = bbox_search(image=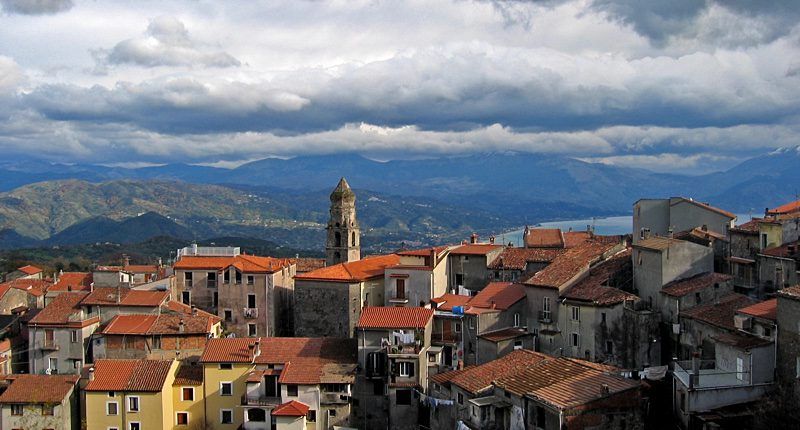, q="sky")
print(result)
[0,0,798,174]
